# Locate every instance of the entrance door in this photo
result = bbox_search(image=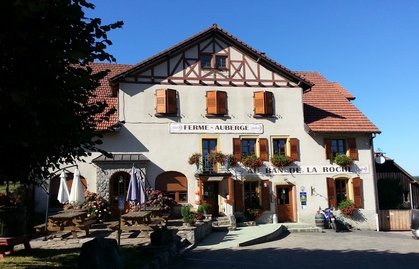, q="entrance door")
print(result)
[203,181,218,215]
[276,185,294,222]
[110,172,130,216]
